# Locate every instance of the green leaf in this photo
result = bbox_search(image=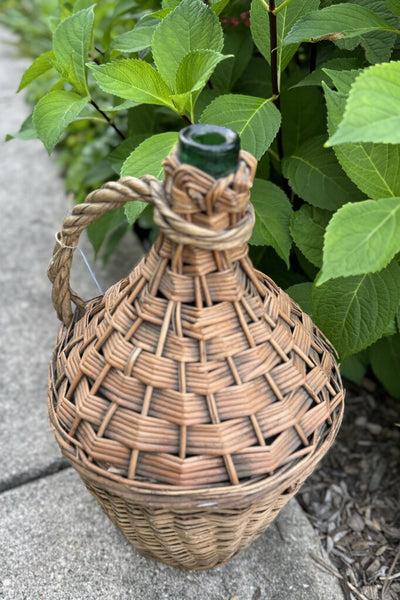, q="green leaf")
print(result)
[290,205,331,268]
[340,353,368,385]
[370,334,400,399]
[327,62,400,146]
[110,17,159,53]
[210,0,230,16]
[200,94,281,160]
[127,104,159,137]
[282,135,364,211]
[248,179,292,267]
[6,114,38,141]
[152,0,223,88]
[175,50,230,94]
[318,197,400,284]
[87,207,126,256]
[323,67,361,94]
[250,0,319,75]
[53,6,94,93]
[286,282,313,316]
[211,29,254,94]
[293,57,364,88]
[281,87,327,156]
[17,51,55,92]
[73,0,95,11]
[109,135,147,173]
[312,261,400,358]
[282,4,397,46]
[335,0,399,65]
[88,60,174,108]
[323,81,400,199]
[233,55,272,98]
[387,0,400,17]
[32,90,89,153]
[121,132,179,224]
[171,50,231,114]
